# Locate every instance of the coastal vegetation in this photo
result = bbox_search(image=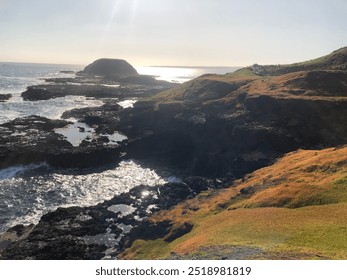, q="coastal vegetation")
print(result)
[120,146,347,260]
[118,47,347,259]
